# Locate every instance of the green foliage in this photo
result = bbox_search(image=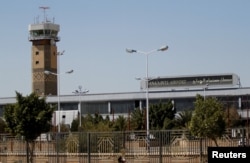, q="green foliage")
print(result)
[174,110,193,129]
[104,115,111,124]
[79,113,112,131]
[130,108,145,130]
[163,117,174,129]
[189,94,226,146]
[224,107,242,128]
[0,118,7,133]
[150,101,176,130]
[71,113,129,132]
[70,118,79,132]
[113,115,127,131]
[69,100,190,132]
[4,92,55,141]
[93,112,104,124]
[3,91,55,163]
[129,101,176,130]
[60,124,70,132]
[96,121,112,131]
